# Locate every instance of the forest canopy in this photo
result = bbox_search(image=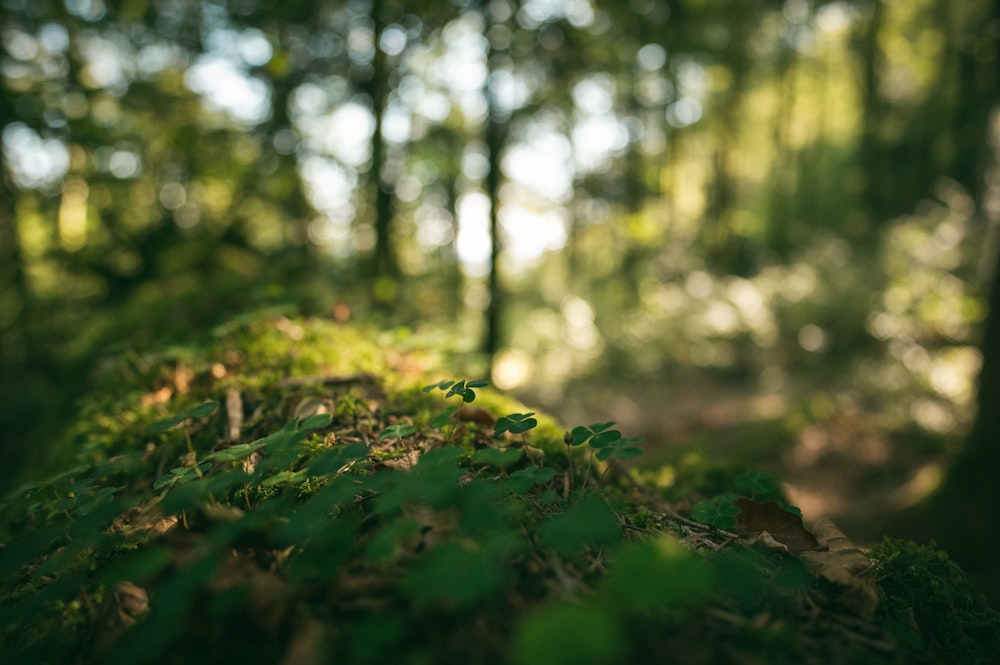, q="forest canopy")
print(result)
[1,0,998,545]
